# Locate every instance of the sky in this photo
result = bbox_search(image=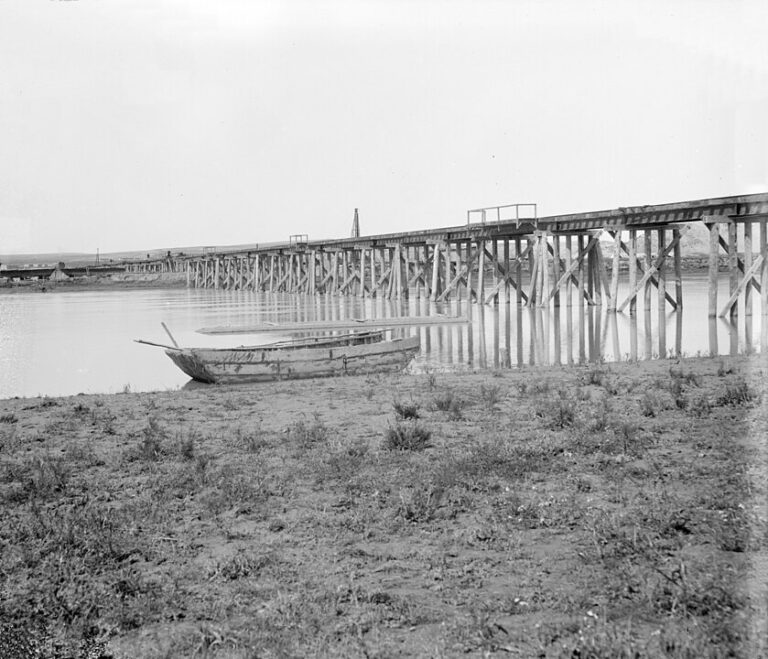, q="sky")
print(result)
[1,0,766,255]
